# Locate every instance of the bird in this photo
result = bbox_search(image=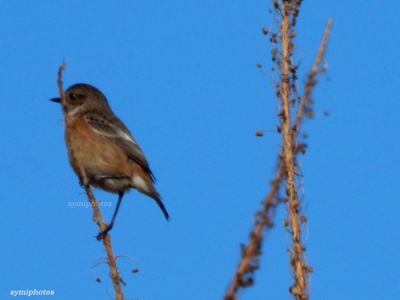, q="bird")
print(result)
[51,83,169,240]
